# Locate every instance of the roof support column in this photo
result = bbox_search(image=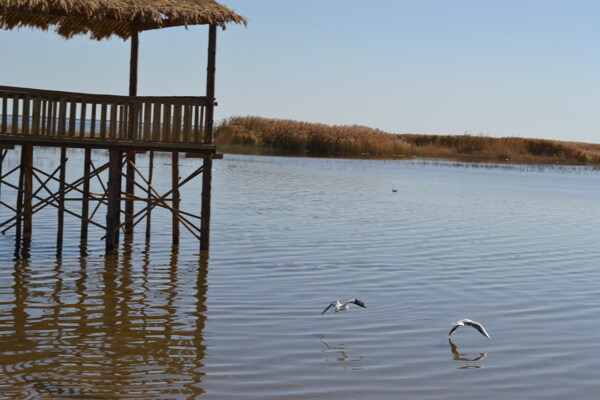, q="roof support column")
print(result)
[125,30,138,235]
[200,24,217,251]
